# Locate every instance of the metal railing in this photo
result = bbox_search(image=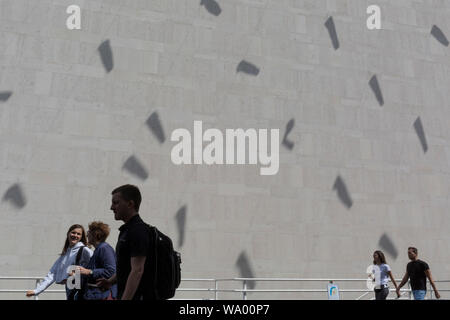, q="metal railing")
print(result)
[1,277,449,300]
